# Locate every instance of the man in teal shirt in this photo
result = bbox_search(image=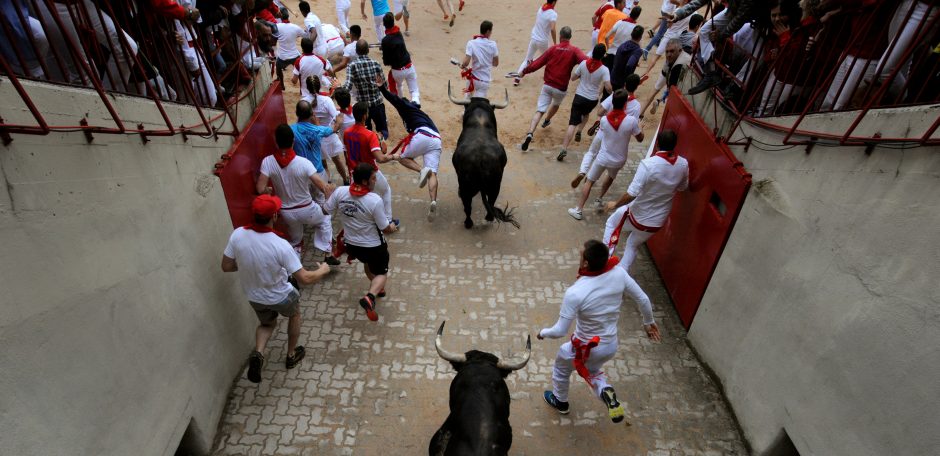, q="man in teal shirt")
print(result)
[290,100,340,202]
